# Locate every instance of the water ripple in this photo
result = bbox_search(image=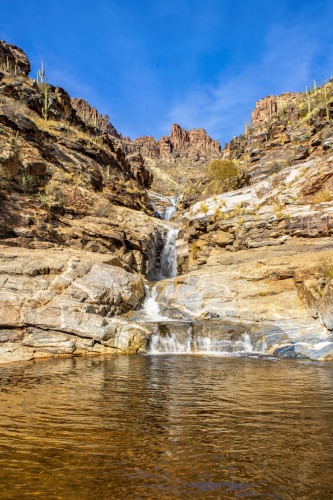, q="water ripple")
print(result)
[0,355,333,499]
